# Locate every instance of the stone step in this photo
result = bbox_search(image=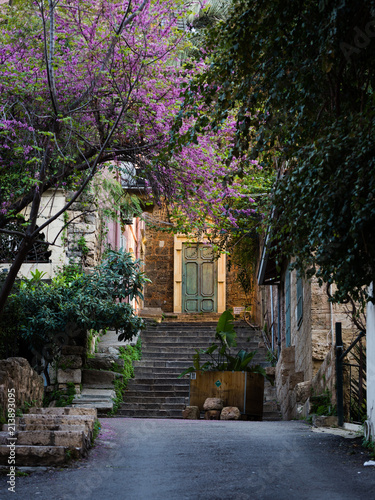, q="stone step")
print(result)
[82,369,122,387]
[73,388,116,400]
[117,409,183,418]
[130,372,187,381]
[3,423,93,435]
[0,445,68,466]
[115,320,278,419]
[120,401,186,410]
[12,414,95,435]
[71,388,116,413]
[263,401,280,412]
[129,377,189,384]
[86,354,125,371]
[137,351,267,361]
[142,331,260,336]
[0,430,88,450]
[131,366,188,374]
[140,343,261,352]
[141,331,260,338]
[142,330,261,336]
[25,407,97,417]
[123,390,187,398]
[141,334,261,341]
[124,384,188,393]
[122,395,188,404]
